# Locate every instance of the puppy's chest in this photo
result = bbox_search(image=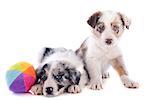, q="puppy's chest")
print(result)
[86,48,110,64]
[85,45,121,64]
